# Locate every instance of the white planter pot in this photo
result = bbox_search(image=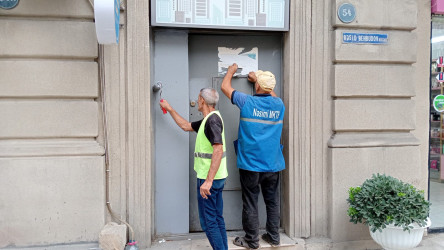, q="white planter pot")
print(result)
[369,218,431,250]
